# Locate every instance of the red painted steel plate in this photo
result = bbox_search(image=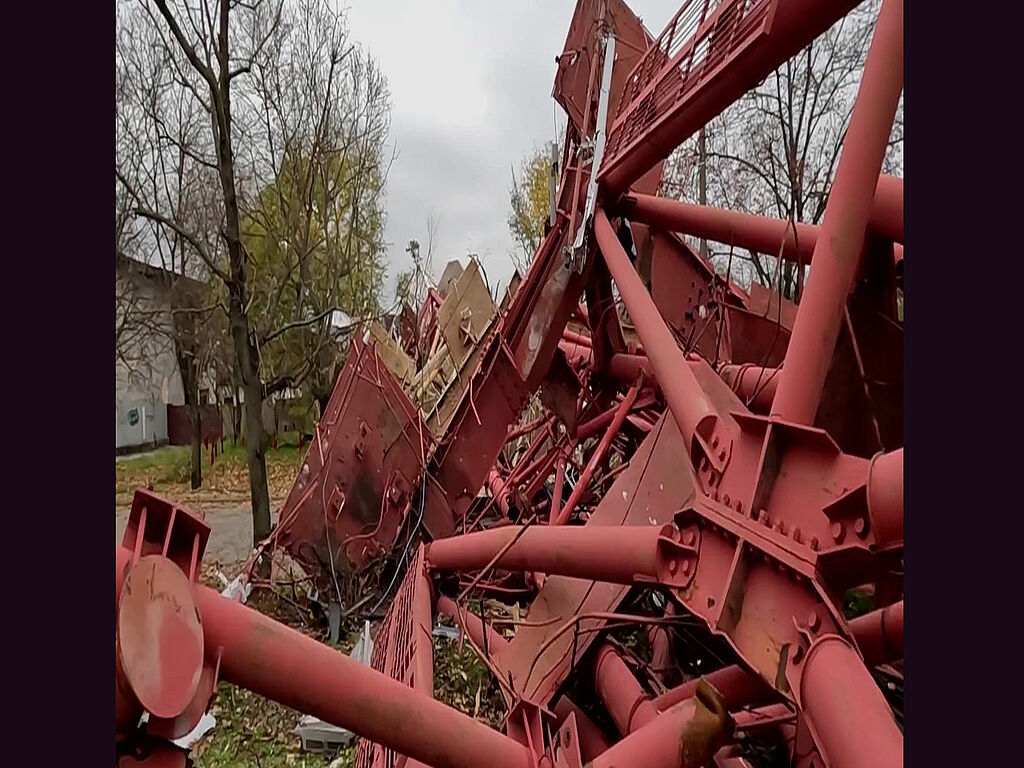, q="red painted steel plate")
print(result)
[117,555,204,719]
